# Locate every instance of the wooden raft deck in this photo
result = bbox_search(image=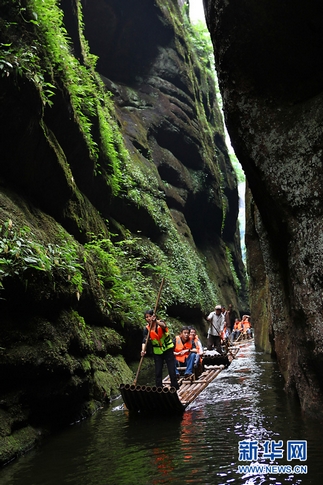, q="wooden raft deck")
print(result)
[164,364,226,407]
[120,346,239,415]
